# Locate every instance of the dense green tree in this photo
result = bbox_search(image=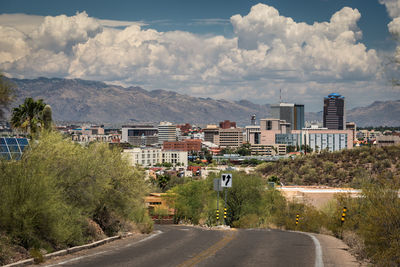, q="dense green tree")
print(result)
[225,172,265,227]
[156,174,171,191]
[286,145,296,153]
[168,179,212,224]
[300,144,313,153]
[236,143,252,156]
